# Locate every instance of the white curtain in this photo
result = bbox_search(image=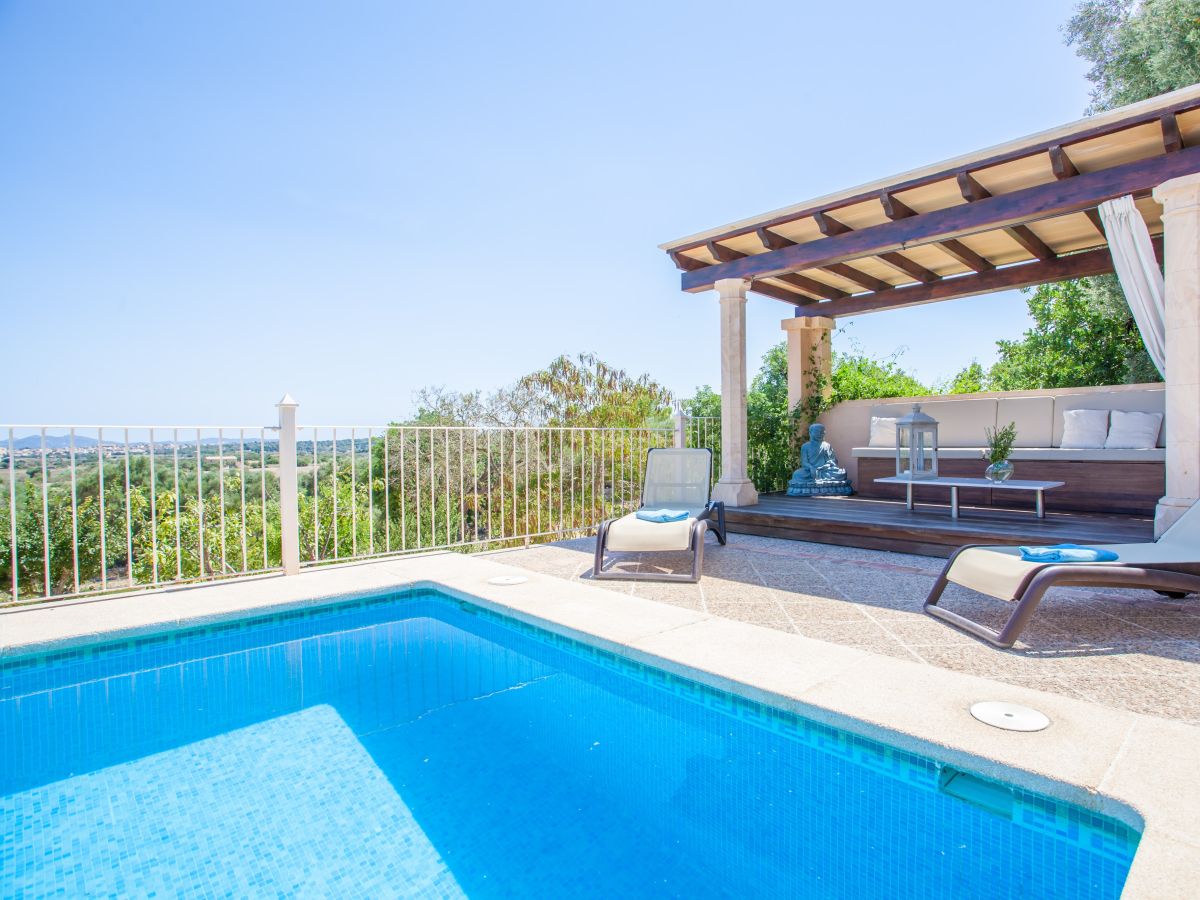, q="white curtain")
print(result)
[1099,194,1166,377]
